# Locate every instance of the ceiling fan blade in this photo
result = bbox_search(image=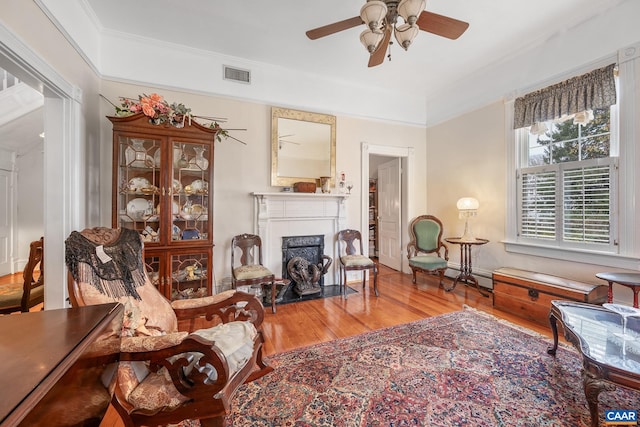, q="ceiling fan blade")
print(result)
[368,27,392,68]
[306,16,363,40]
[416,11,469,40]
